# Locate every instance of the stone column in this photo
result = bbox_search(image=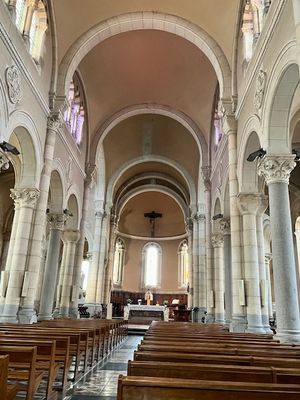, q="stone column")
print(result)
[0,188,39,322]
[59,230,80,317]
[103,214,117,305]
[6,0,17,19]
[220,218,232,324]
[191,214,199,309]
[256,199,272,333]
[20,114,63,322]
[38,214,65,320]
[292,0,300,65]
[202,167,214,322]
[53,236,67,317]
[222,105,246,331]
[237,193,265,333]
[96,210,110,306]
[198,213,207,313]
[265,253,273,322]
[211,233,225,324]
[258,155,300,340]
[69,166,95,318]
[85,206,106,315]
